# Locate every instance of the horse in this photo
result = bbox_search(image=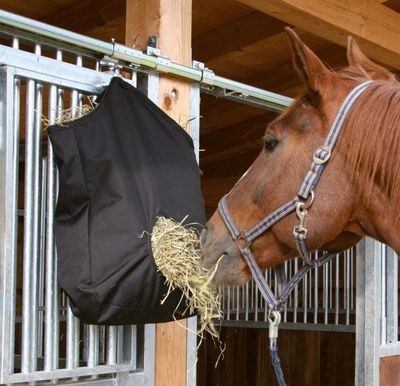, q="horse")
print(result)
[200,27,400,287]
